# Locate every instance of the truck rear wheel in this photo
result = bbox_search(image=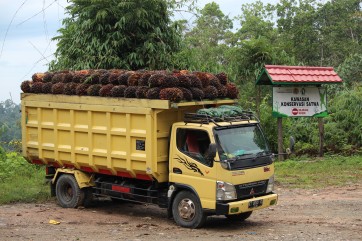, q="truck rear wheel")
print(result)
[55,174,84,208]
[172,190,206,228]
[225,211,252,221]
